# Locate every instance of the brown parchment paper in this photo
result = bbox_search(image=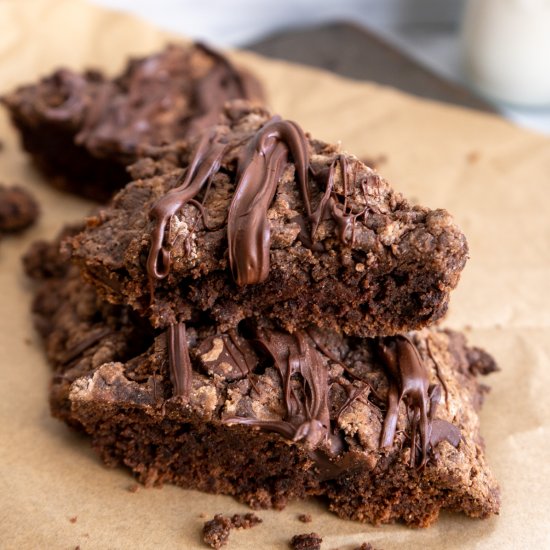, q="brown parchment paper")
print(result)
[1,1,549,548]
